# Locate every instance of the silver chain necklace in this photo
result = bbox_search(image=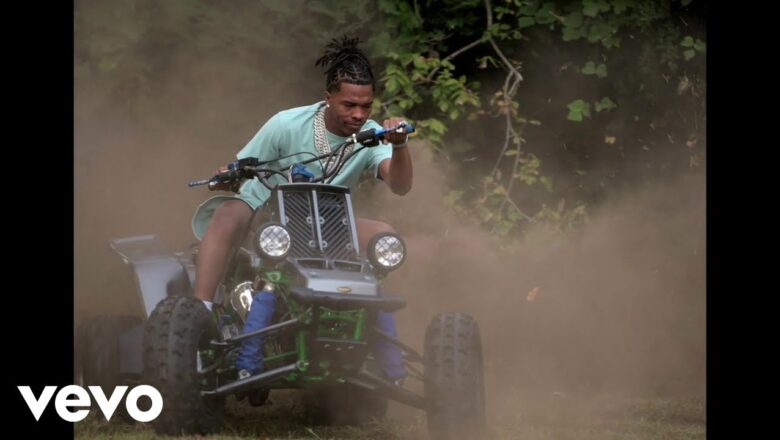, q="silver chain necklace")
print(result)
[314,104,353,176]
